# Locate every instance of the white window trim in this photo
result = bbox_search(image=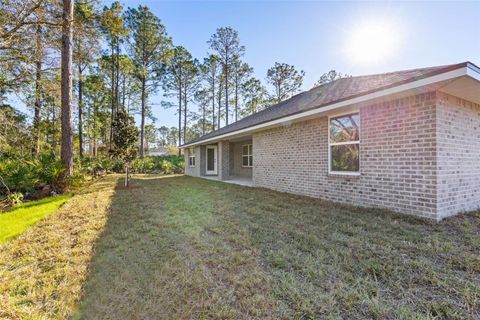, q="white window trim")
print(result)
[188,148,196,167]
[328,111,361,176]
[242,144,253,168]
